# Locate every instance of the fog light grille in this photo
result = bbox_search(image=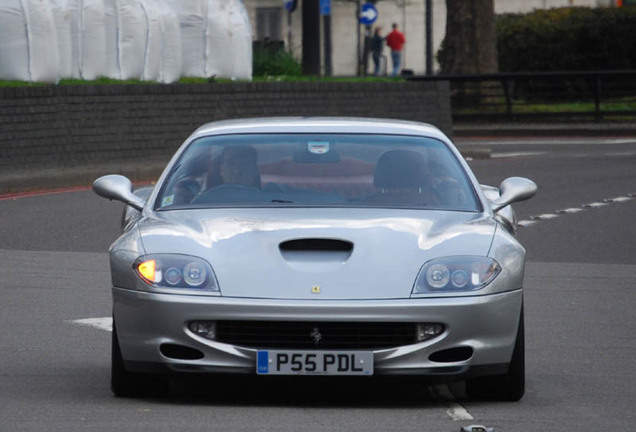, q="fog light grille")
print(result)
[188,321,217,340]
[416,323,444,341]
